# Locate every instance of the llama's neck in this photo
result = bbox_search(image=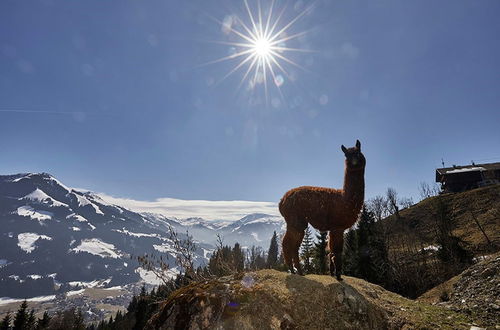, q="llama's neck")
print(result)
[342,167,365,211]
